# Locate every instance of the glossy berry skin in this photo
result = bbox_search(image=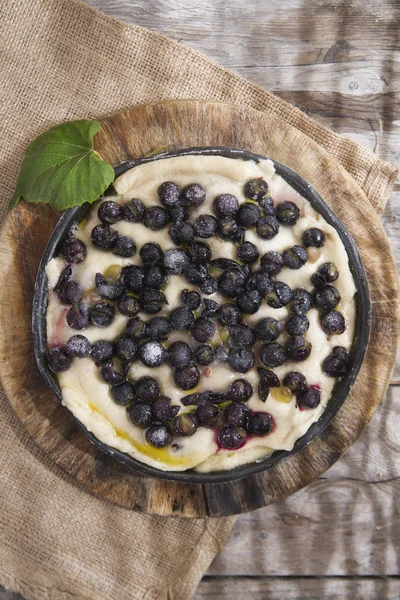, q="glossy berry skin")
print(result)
[290,288,313,315]
[302,227,326,248]
[66,303,90,330]
[245,271,273,297]
[213,194,239,217]
[311,262,339,287]
[275,201,300,226]
[236,289,261,314]
[91,340,114,363]
[266,282,292,308]
[313,285,341,311]
[122,265,145,294]
[66,334,91,358]
[158,181,181,207]
[169,203,190,224]
[167,341,193,369]
[152,396,179,423]
[201,277,218,295]
[91,224,118,250]
[180,289,201,310]
[139,341,167,367]
[144,206,169,230]
[89,302,115,328]
[228,347,255,373]
[256,215,280,239]
[283,371,307,393]
[128,403,152,428]
[47,347,72,372]
[255,317,282,343]
[193,214,218,238]
[114,335,138,362]
[215,346,229,363]
[144,266,167,290]
[136,376,160,402]
[297,386,321,409]
[224,403,250,428]
[187,241,212,265]
[218,426,246,449]
[140,242,163,266]
[247,412,274,435]
[322,347,349,377]
[260,251,283,276]
[100,359,128,386]
[180,183,206,208]
[146,425,172,448]
[62,237,87,264]
[126,317,148,340]
[218,269,245,298]
[236,203,261,227]
[282,245,308,269]
[147,316,171,341]
[194,344,215,366]
[173,413,199,436]
[257,367,280,388]
[183,263,208,285]
[98,201,122,224]
[285,314,309,336]
[56,280,82,305]
[203,299,219,315]
[169,306,195,331]
[230,324,255,346]
[111,381,136,406]
[121,198,145,222]
[218,218,244,242]
[173,363,200,390]
[320,310,346,335]
[237,241,260,264]
[286,336,312,362]
[95,273,124,301]
[260,342,286,368]
[259,196,276,215]
[227,379,253,403]
[163,249,189,274]
[195,403,220,427]
[244,178,269,201]
[169,221,194,245]
[191,317,216,342]
[217,303,242,326]
[202,301,219,317]
[139,289,167,314]
[181,390,227,406]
